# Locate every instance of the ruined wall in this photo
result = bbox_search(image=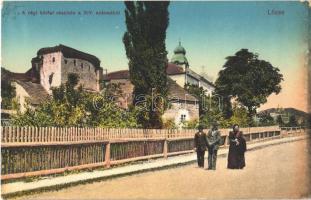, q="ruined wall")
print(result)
[61,55,100,92]
[40,52,62,93]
